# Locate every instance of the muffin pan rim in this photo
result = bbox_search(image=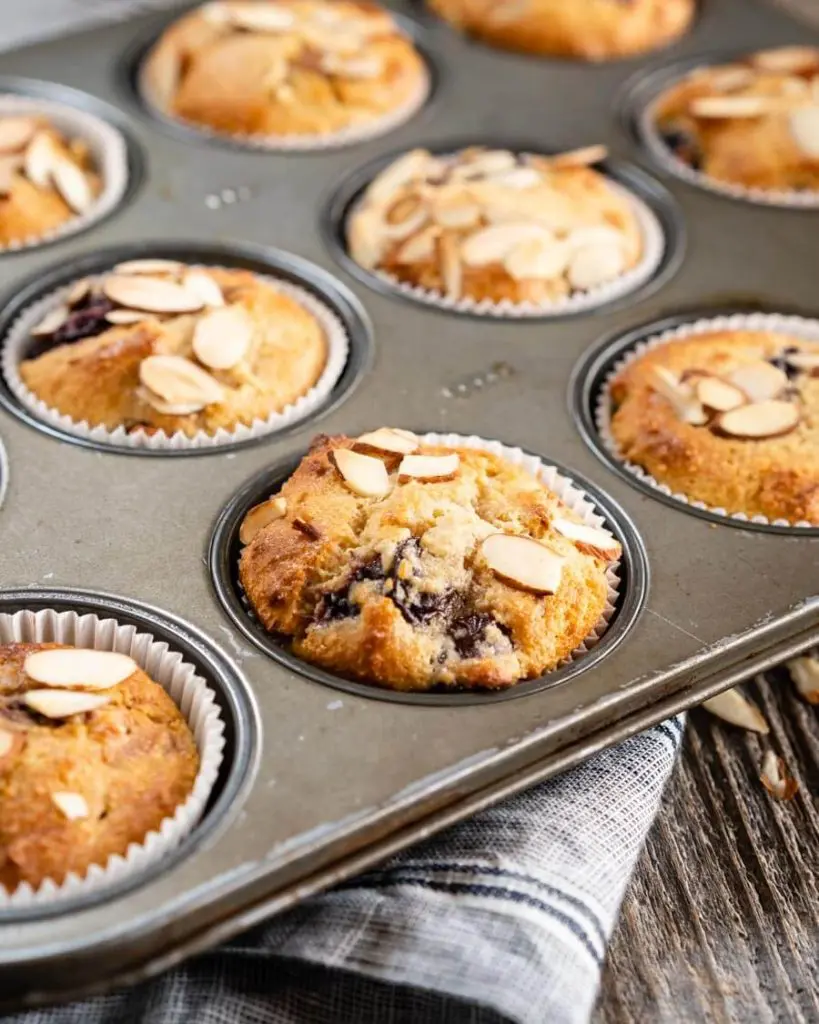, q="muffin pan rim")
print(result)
[0,586,261,925]
[208,436,650,706]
